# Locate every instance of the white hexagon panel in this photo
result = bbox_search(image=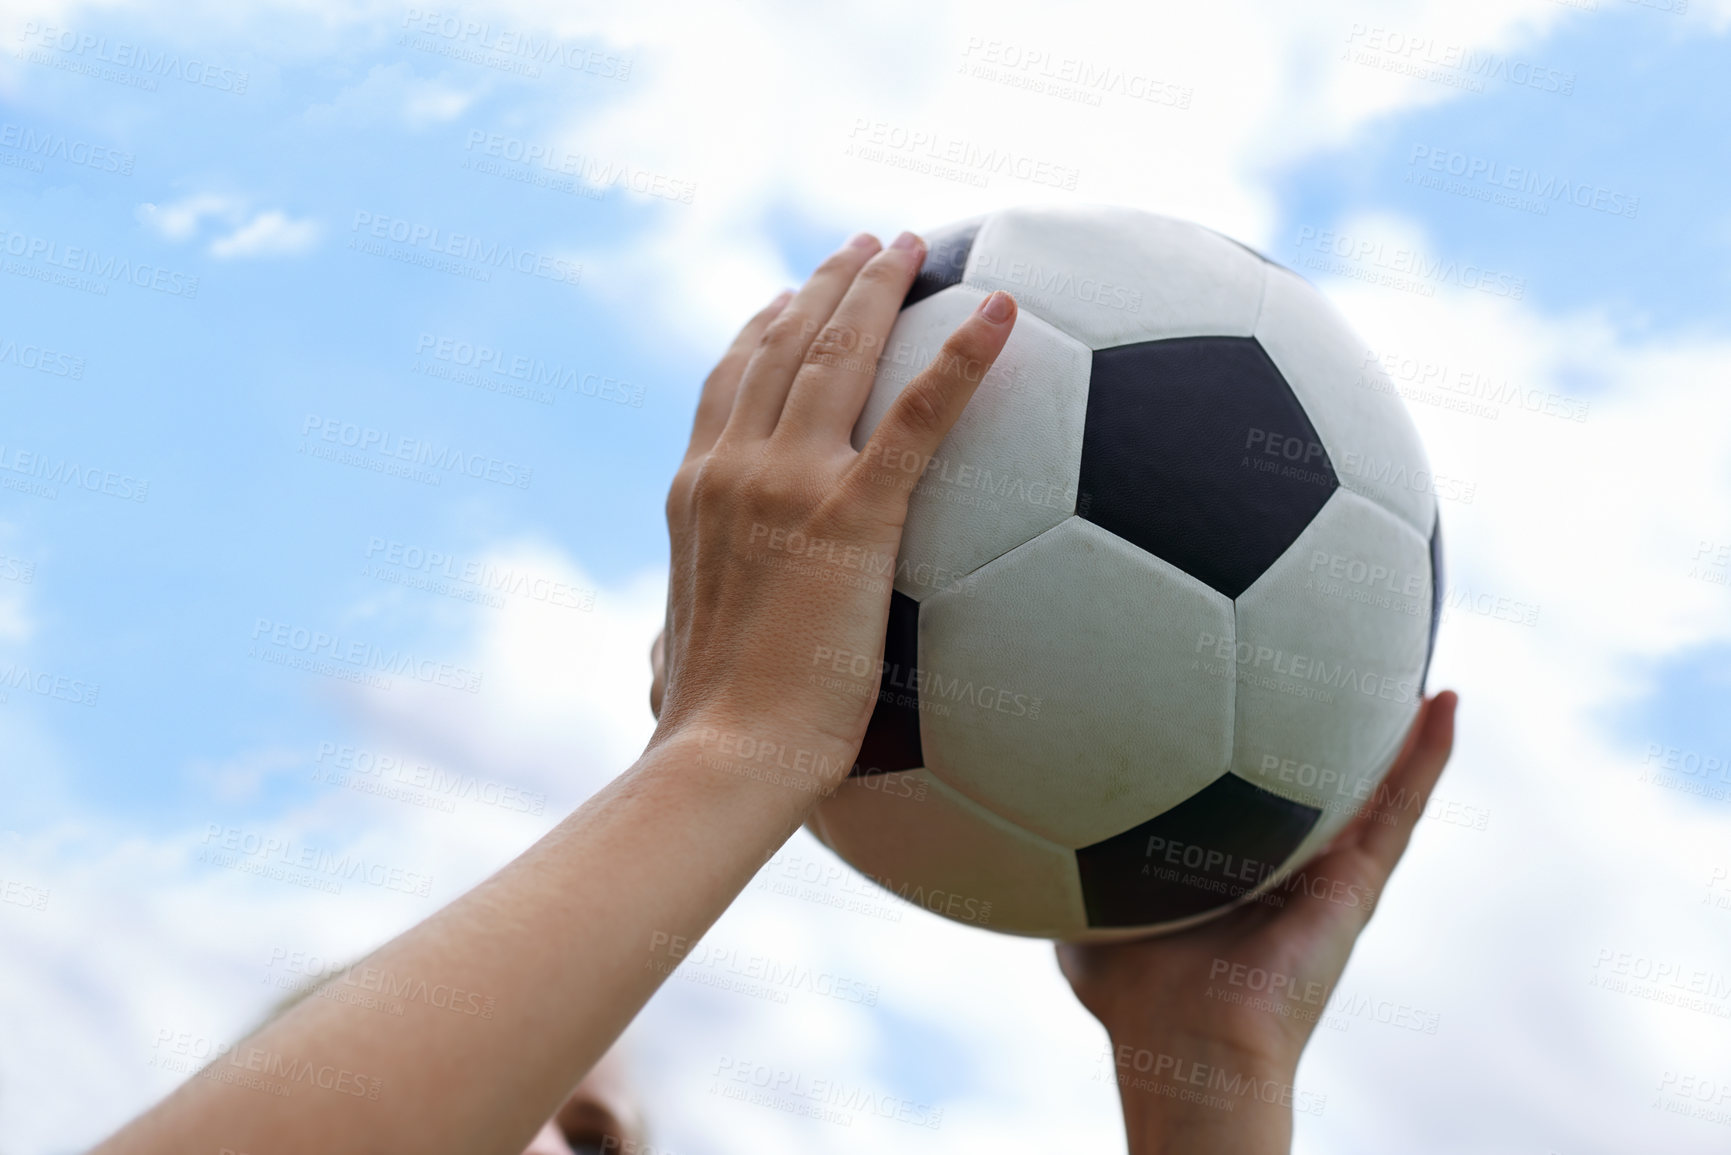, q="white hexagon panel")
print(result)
[916,517,1236,849]
[851,285,1091,601]
[1230,488,1434,814]
[963,204,1268,349]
